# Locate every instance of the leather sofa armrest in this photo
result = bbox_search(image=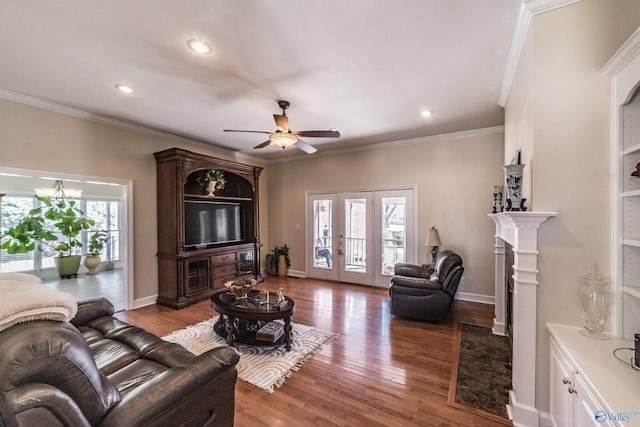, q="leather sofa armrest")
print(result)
[0,321,121,425]
[390,275,442,291]
[393,263,434,278]
[71,298,114,327]
[100,346,240,427]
